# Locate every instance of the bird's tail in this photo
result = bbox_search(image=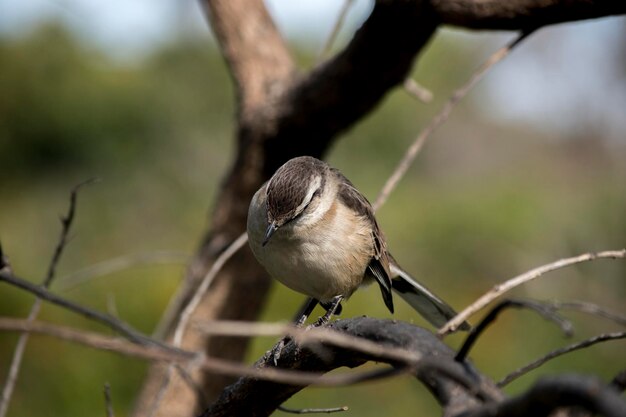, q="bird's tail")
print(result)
[390,263,470,331]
